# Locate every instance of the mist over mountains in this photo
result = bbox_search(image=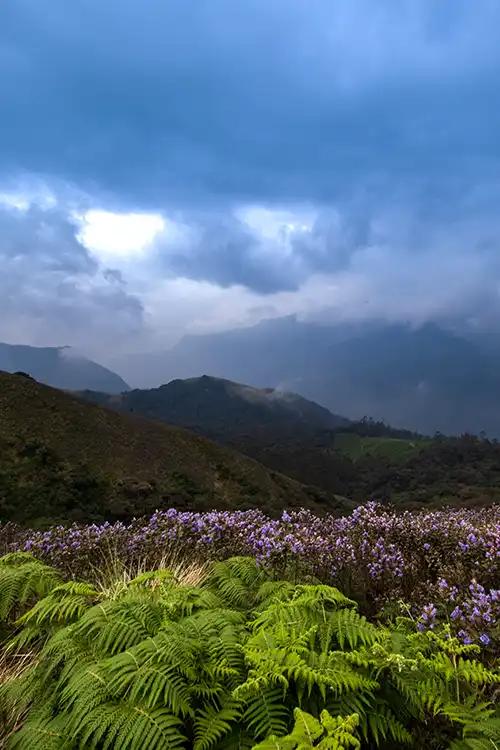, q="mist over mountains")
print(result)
[4,316,500,436]
[0,343,129,394]
[110,317,500,437]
